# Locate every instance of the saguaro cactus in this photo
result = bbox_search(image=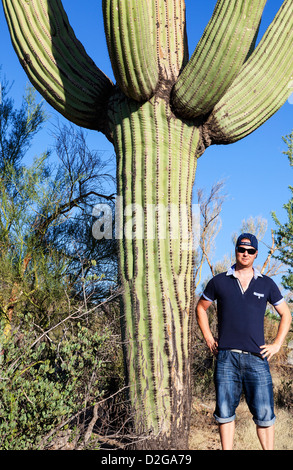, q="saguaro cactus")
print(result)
[2,0,293,449]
